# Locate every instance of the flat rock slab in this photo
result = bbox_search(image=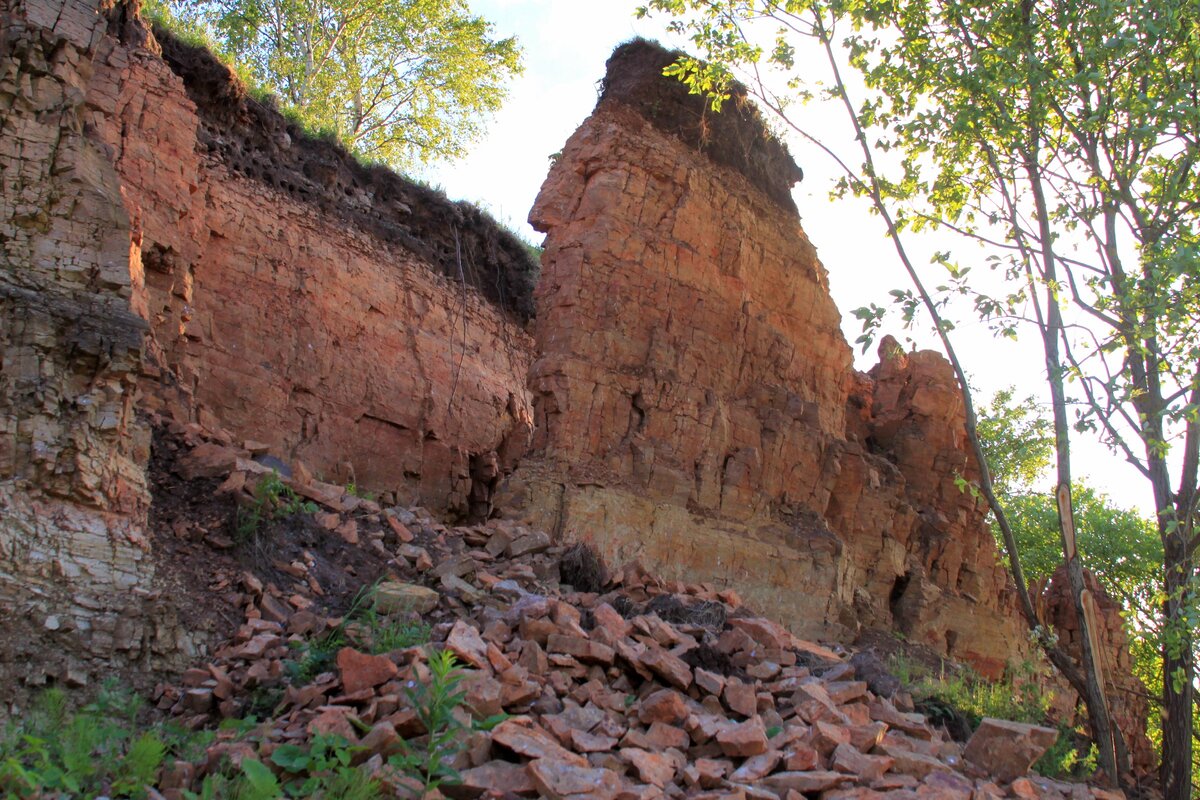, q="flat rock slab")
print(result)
[963,717,1058,783]
[373,580,439,614]
[527,758,621,800]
